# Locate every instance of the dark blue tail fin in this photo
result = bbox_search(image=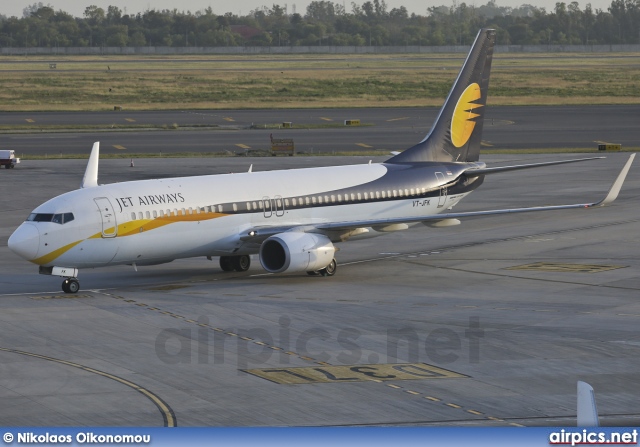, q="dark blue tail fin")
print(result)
[389,29,496,164]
